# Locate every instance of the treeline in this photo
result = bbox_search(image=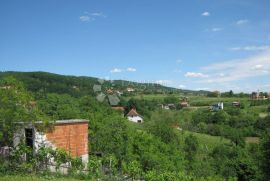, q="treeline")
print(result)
[0,71,200,97]
[183,107,270,140]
